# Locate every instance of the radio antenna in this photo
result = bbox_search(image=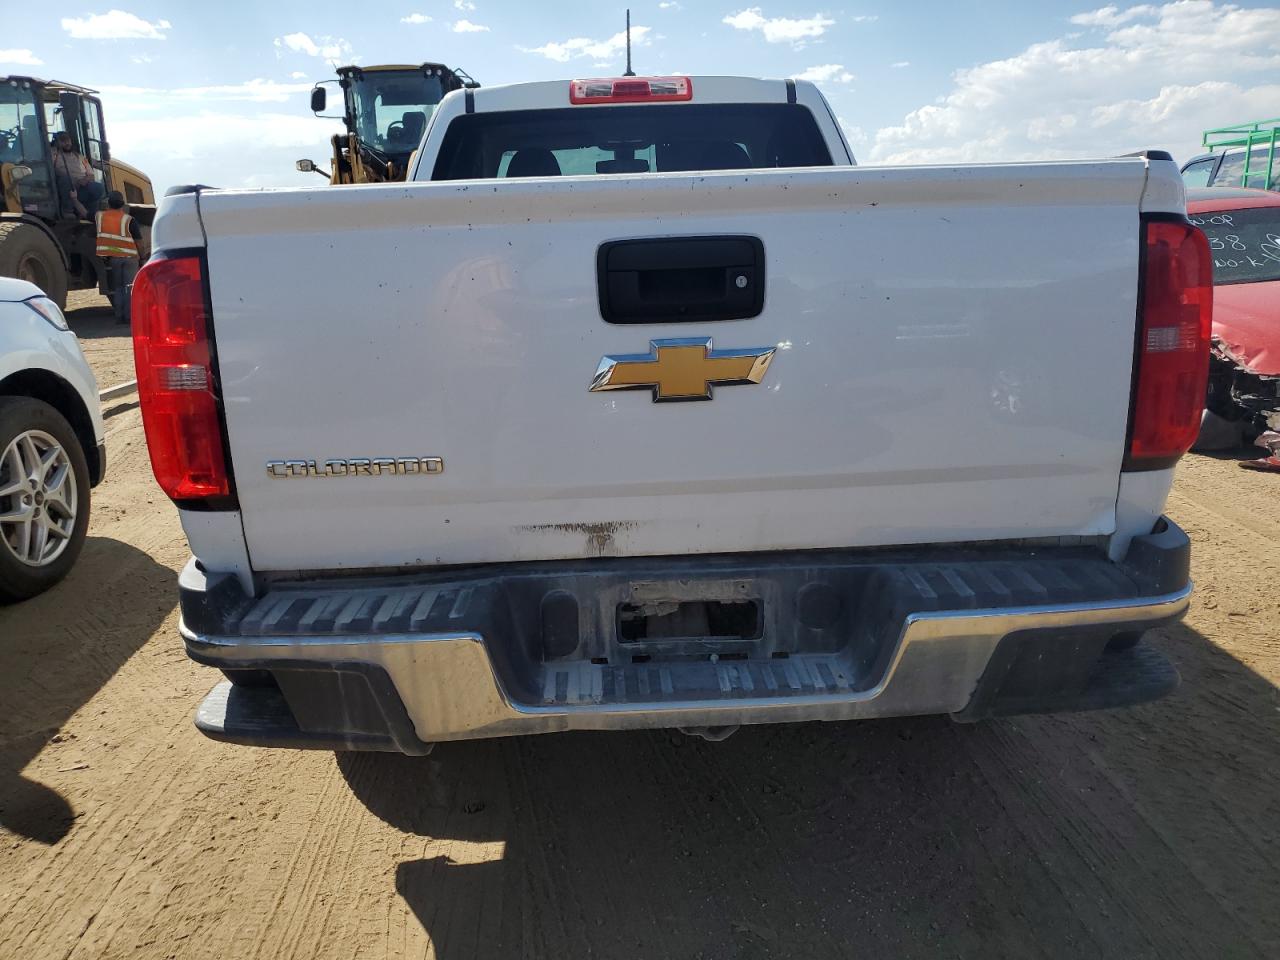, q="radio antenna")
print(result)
[624,9,635,76]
